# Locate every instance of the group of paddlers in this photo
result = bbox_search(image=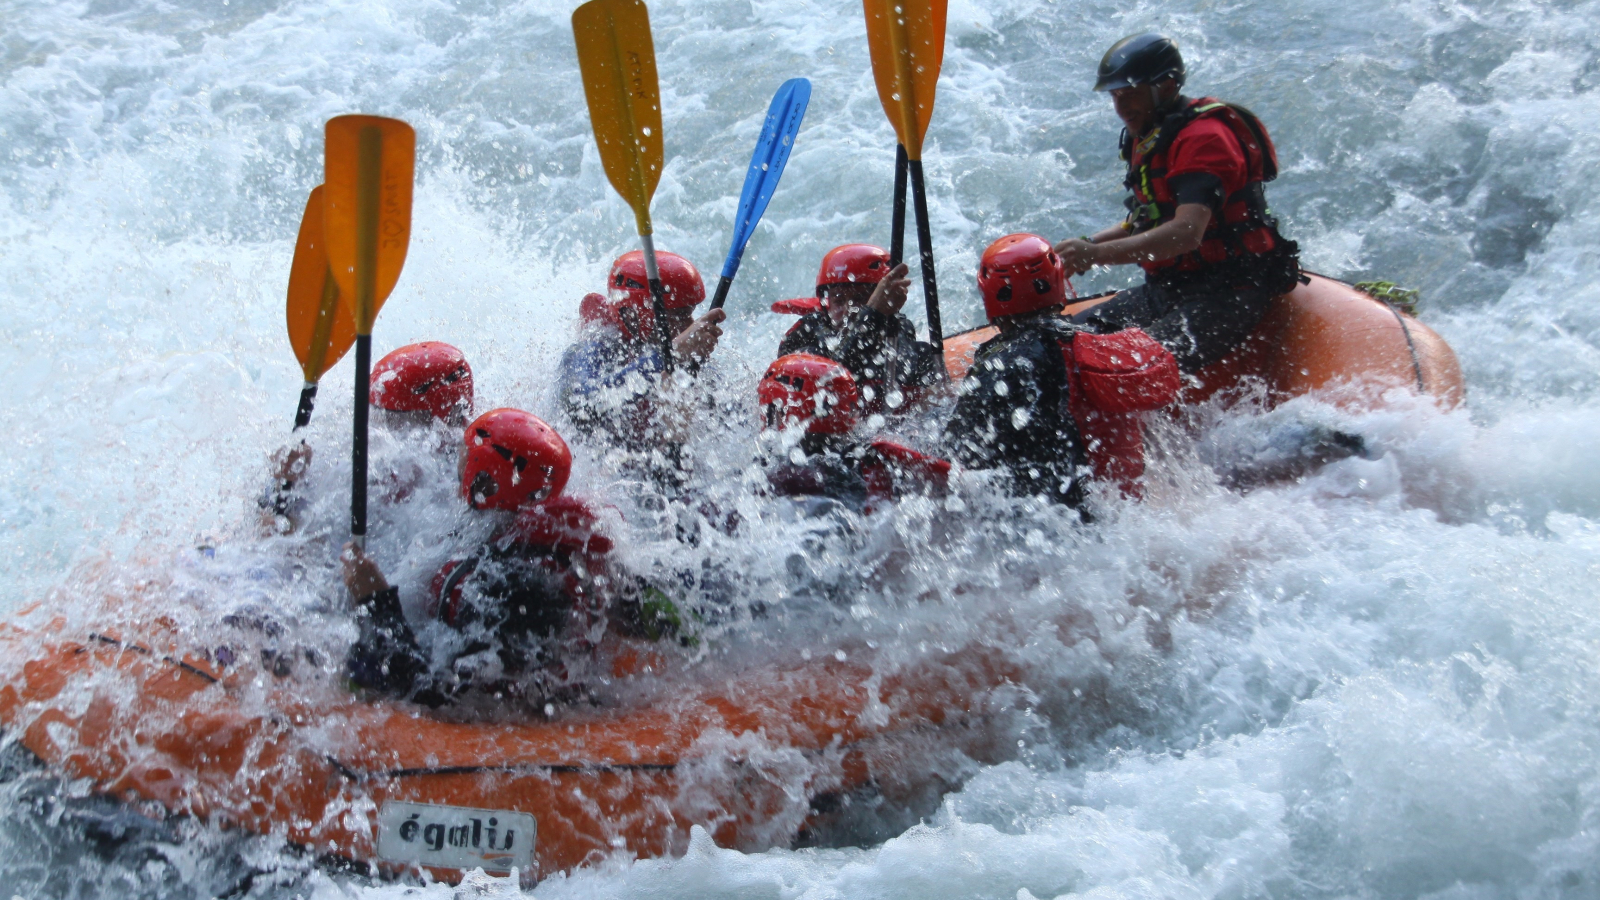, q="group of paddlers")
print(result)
[260,33,1301,710]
